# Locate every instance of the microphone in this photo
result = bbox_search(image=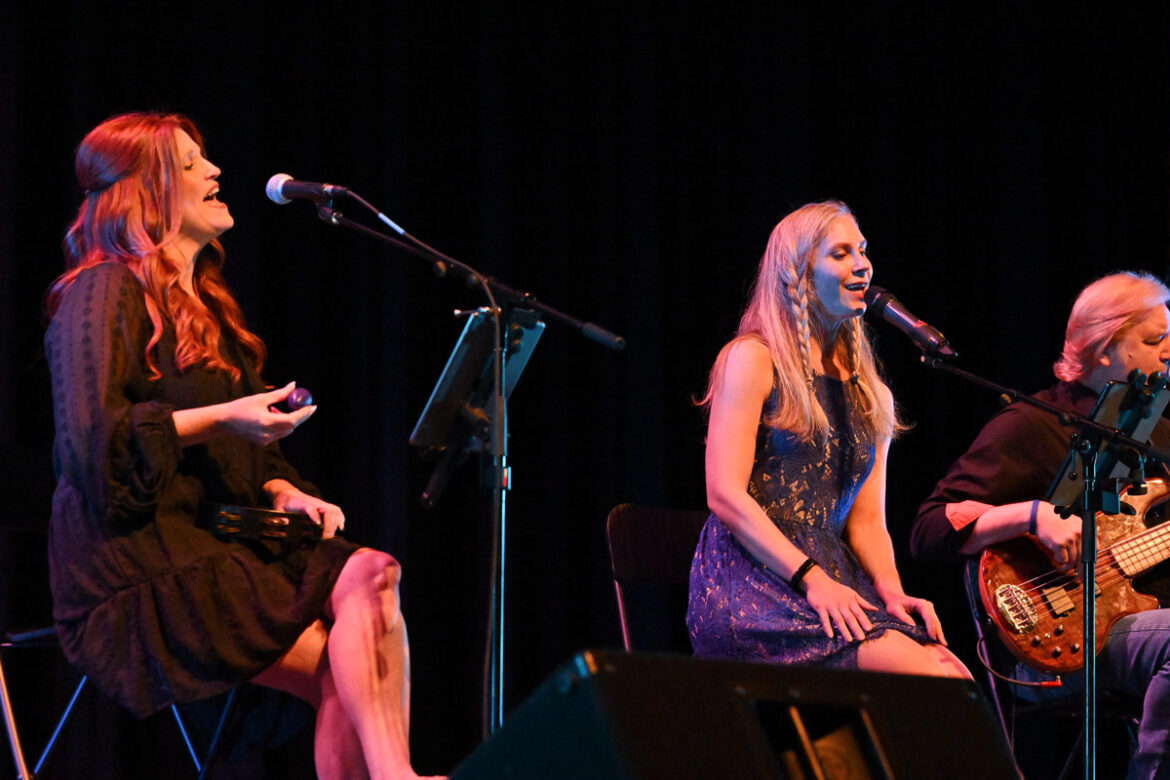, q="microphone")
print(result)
[863,285,957,359]
[265,173,349,205]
